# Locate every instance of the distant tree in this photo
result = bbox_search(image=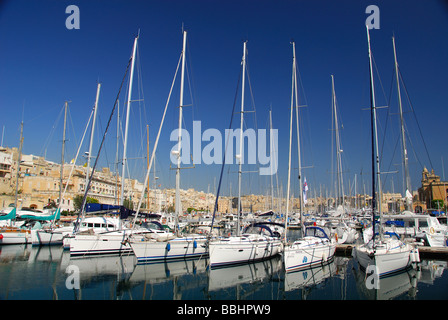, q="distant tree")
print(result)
[123,198,134,210]
[73,194,99,211]
[431,199,444,210]
[187,207,197,214]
